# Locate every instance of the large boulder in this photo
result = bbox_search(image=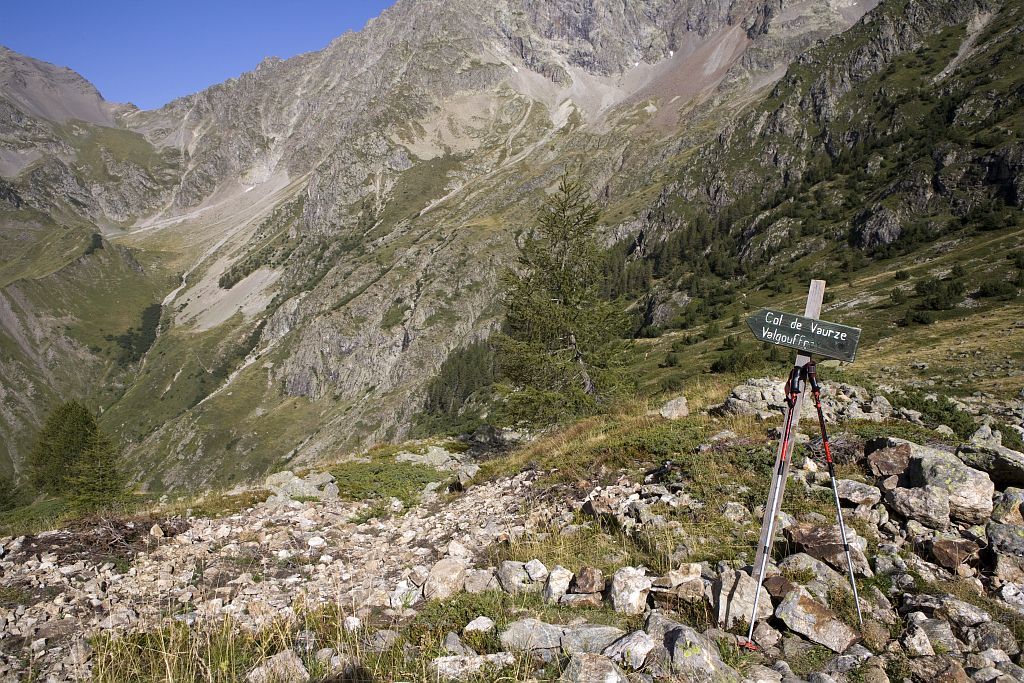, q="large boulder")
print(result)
[713,569,772,629]
[775,588,859,653]
[987,522,1024,582]
[609,567,652,615]
[907,445,994,523]
[885,486,951,529]
[560,653,629,683]
[783,523,873,577]
[957,440,1024,489]
[423,558,467,600]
